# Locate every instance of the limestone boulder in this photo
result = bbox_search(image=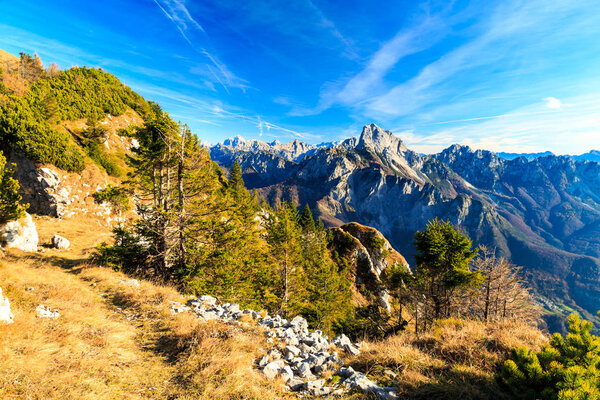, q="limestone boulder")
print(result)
[0,212,38,252]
